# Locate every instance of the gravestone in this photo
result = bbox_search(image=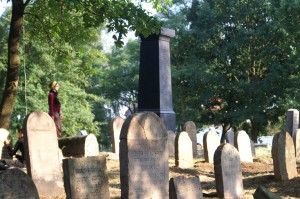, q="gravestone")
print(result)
[110,116,125,154]
[58,134,99,158]
[169,176,203,199]
[0,168,39,199]
[175,131,193,168]
[63,156,110,199]
[285,109,299,137]
[225,129,234,145]
[234,130,253,162]
[168,130,176,157]
[24,111,65,197]
[214,143,244,199]
[253,185,281,199]
[203,129,220,163]
[271,131,297,181]
[138,28,176,132]
[183,121,198,158]
[0,128,11,159]
[293,129,300,158]
[119,112,169,199]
